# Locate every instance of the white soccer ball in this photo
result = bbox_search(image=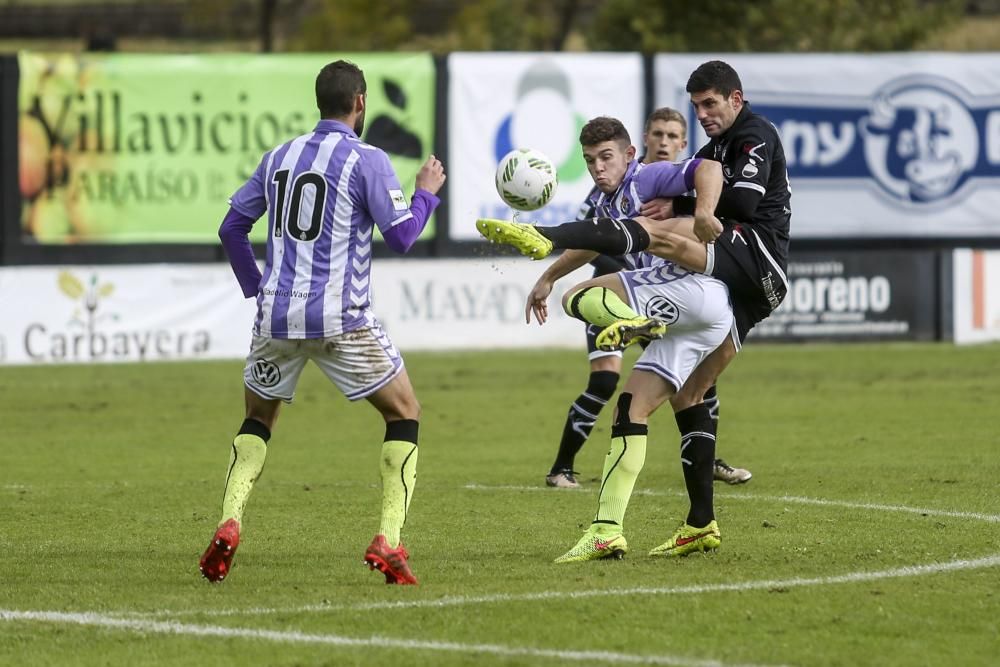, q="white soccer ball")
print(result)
[495,148,558,212]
